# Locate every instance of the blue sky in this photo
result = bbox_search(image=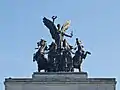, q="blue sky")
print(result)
[0,0,120,89]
